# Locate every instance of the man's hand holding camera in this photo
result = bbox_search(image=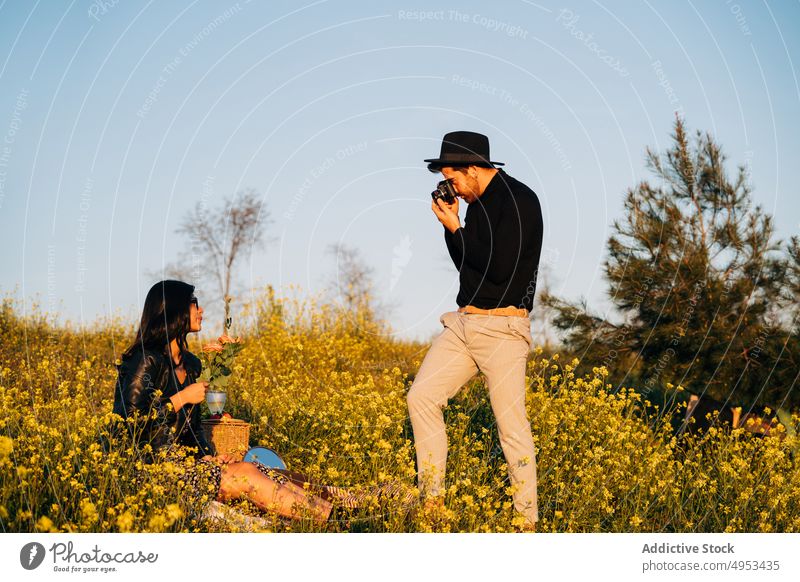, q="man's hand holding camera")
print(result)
[431,178,461,233]
[431,196,460,233]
